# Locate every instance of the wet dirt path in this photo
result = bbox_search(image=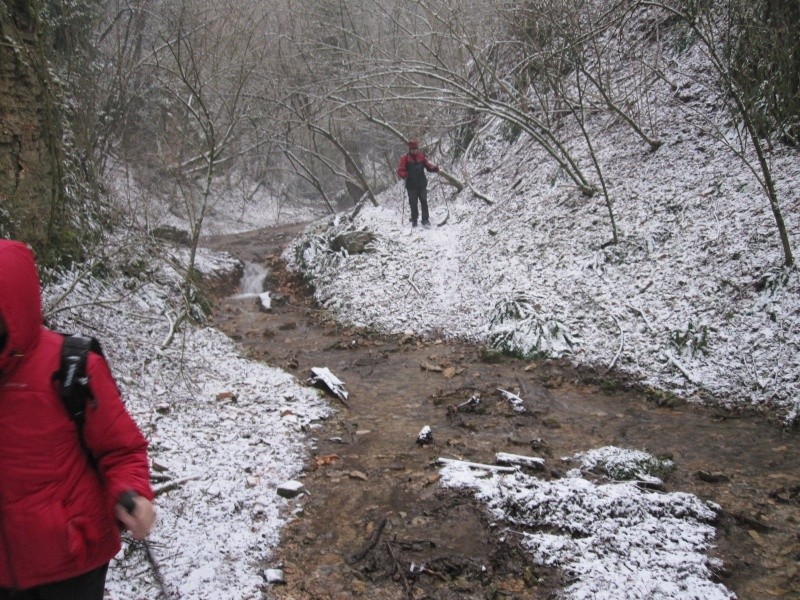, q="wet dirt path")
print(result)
[204,225,800,600]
